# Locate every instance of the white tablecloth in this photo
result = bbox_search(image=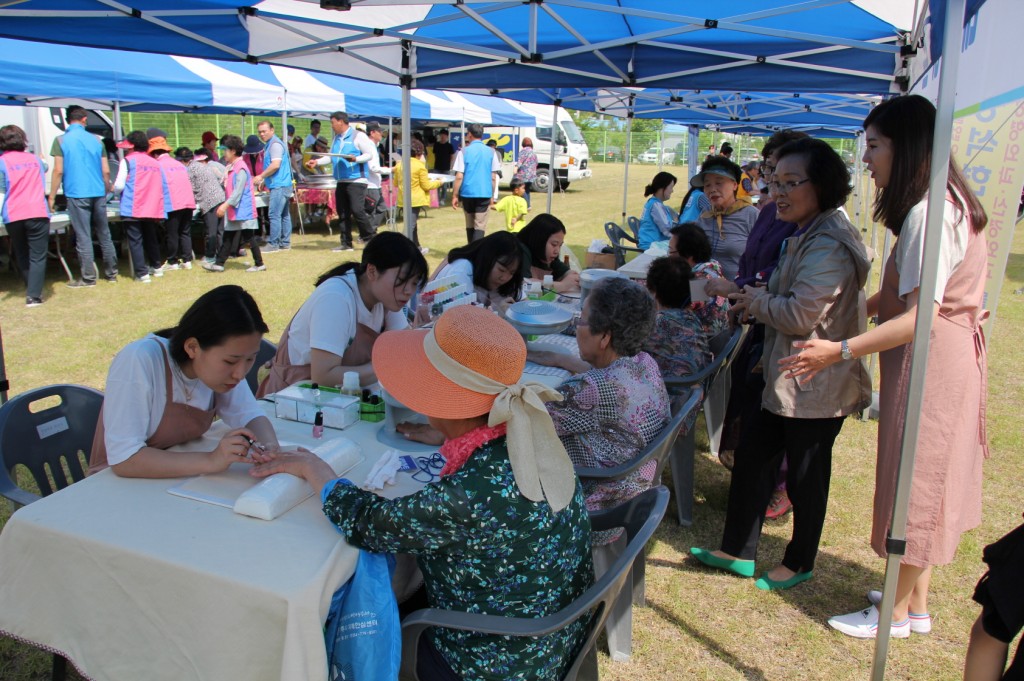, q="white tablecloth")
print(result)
[0,402,426,681]
[616,251,658,279]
